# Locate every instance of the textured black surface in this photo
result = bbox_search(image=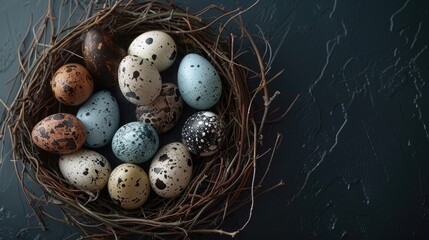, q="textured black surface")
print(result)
[1,0,428,239]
